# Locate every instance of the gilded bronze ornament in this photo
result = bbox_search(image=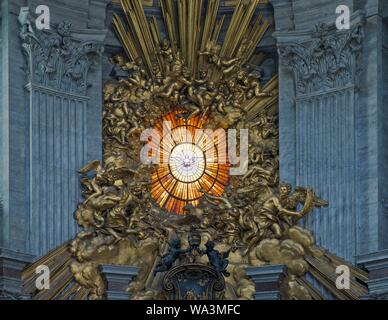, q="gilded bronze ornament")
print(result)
[22,0,368,301]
